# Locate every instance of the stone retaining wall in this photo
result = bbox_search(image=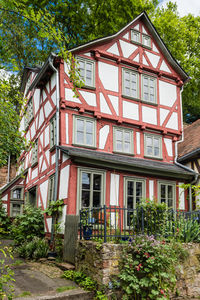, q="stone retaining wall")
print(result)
[76,241,200,298]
